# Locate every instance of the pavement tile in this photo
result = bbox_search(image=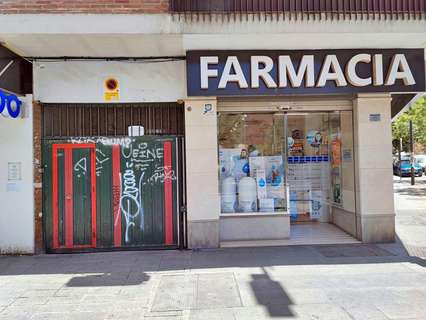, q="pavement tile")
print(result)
[195,273,242,309]
[290,303,353,320]
[375,302,426,320]
[11,296,50,307]
[30,311,113,320]
[340,303,389,320]
[189,308,235,320]
[0,306,33,320]
[29,303,80,314]
[107,309,146,320]
[150,275,197,312]
[144,310,185,320]
[233,306,294,320]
